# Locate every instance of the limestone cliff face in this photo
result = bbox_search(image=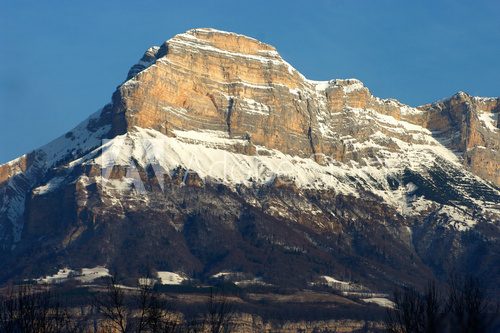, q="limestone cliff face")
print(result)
[110,28,312,158]
[420,93,500,185]
[107,29,429,162]
[105,28,497,185]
